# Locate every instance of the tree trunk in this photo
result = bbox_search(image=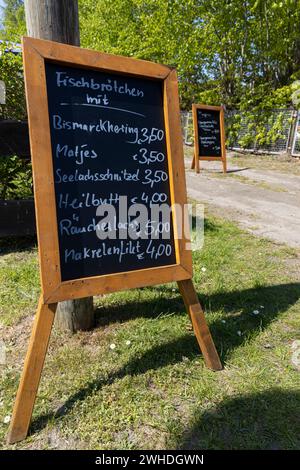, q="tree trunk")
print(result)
[54,297,94,332]
[24,0,80,45]
[24,0,94,332]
